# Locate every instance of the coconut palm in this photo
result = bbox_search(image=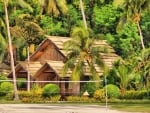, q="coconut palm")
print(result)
[39,0,68,16]
[113,0,150,49]
[0,0,19,101]
[63,27,108,94]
